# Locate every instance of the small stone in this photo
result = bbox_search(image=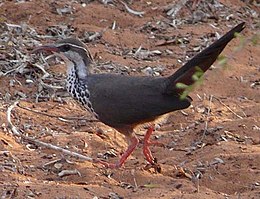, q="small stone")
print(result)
[142,67,153,76]
[54,163,63,169]
[165,49,173,54]
[26,79,34,84]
